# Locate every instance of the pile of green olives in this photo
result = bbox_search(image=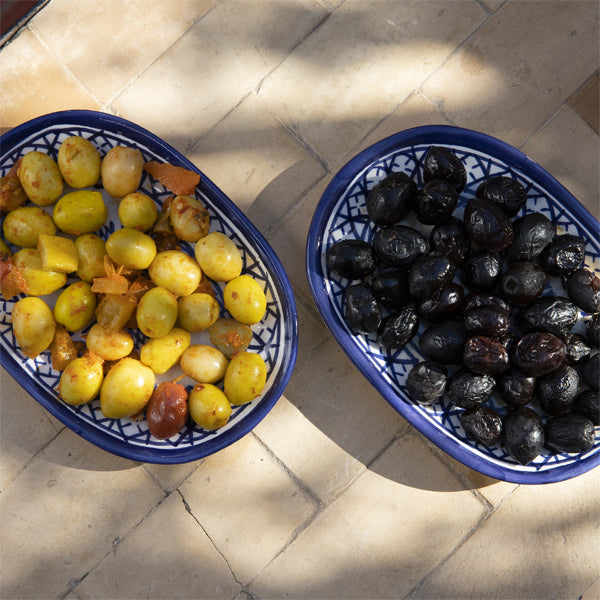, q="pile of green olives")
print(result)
[327,146,599,466]
[1,135,271,440]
